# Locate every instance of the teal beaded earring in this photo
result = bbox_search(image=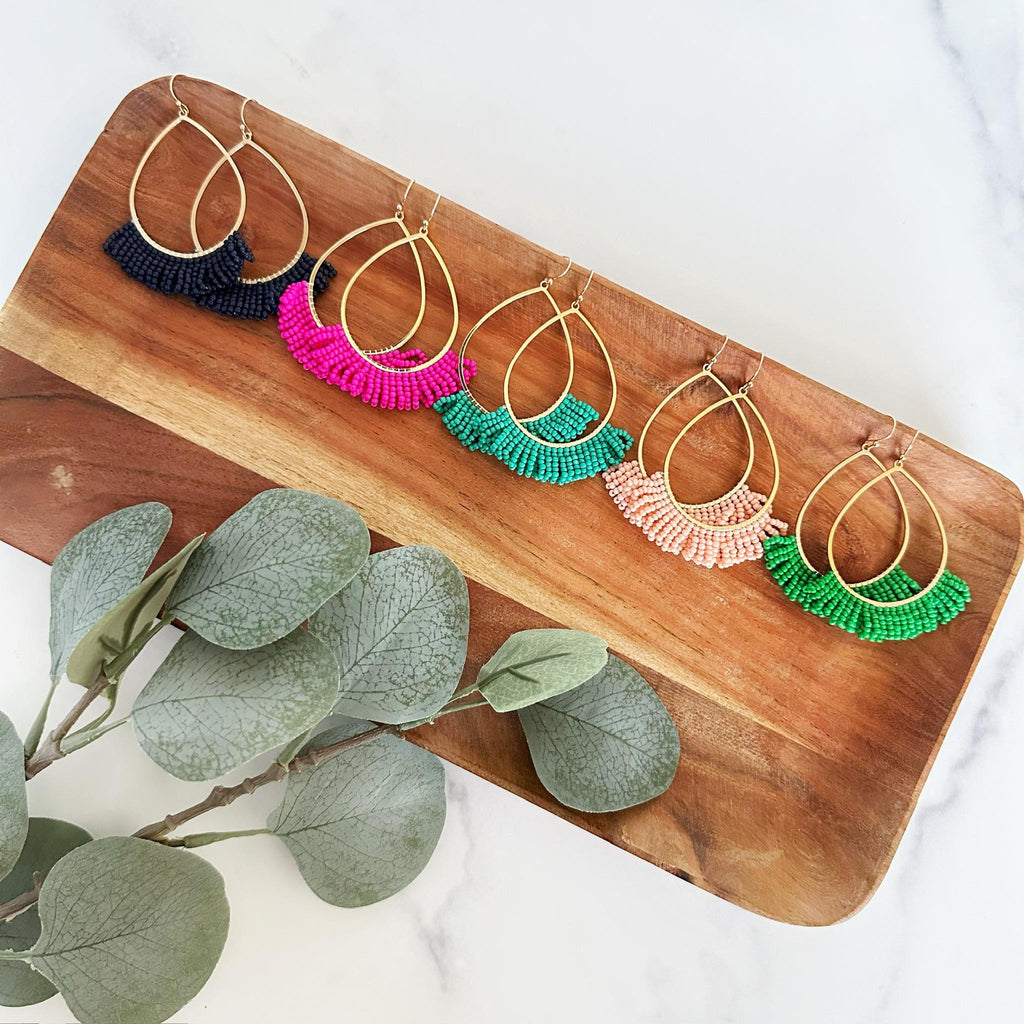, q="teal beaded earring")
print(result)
[764,425,971,641]
[491,270,633,484]
[433,257,599,454]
